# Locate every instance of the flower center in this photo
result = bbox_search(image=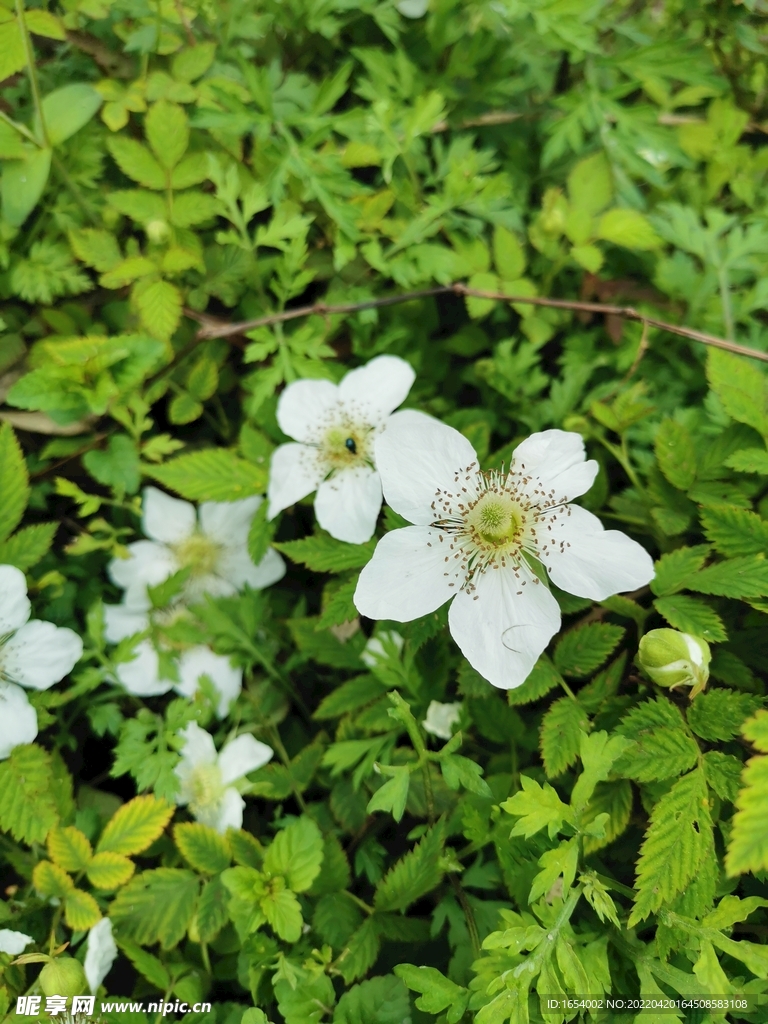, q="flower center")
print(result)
[322,424,370,470]
[172,533,221,579]
[466,492,523,546]
[188,762,224,816]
